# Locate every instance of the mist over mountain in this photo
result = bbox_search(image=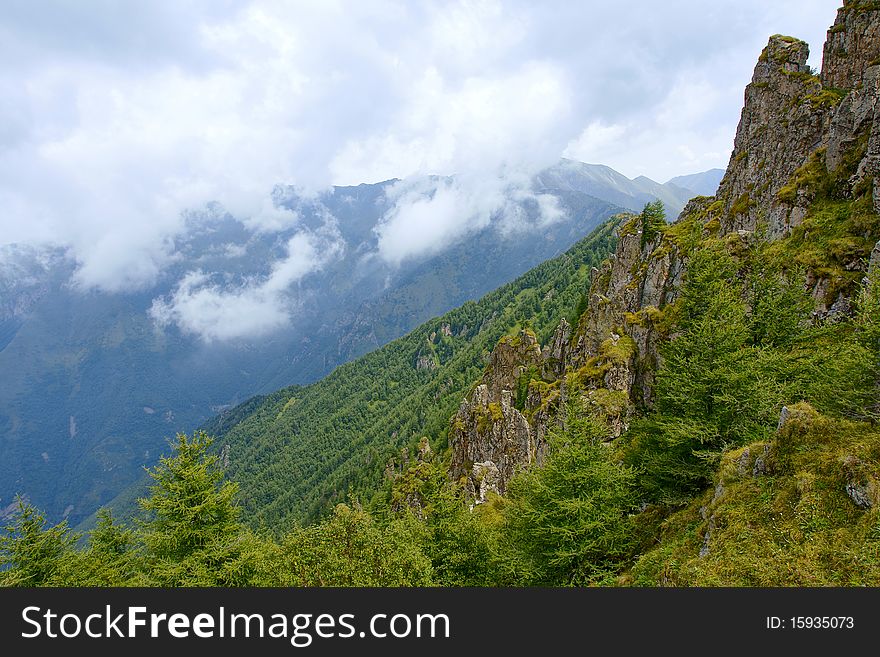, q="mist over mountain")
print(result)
[535,159,700,219]
[0,159,715,525]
